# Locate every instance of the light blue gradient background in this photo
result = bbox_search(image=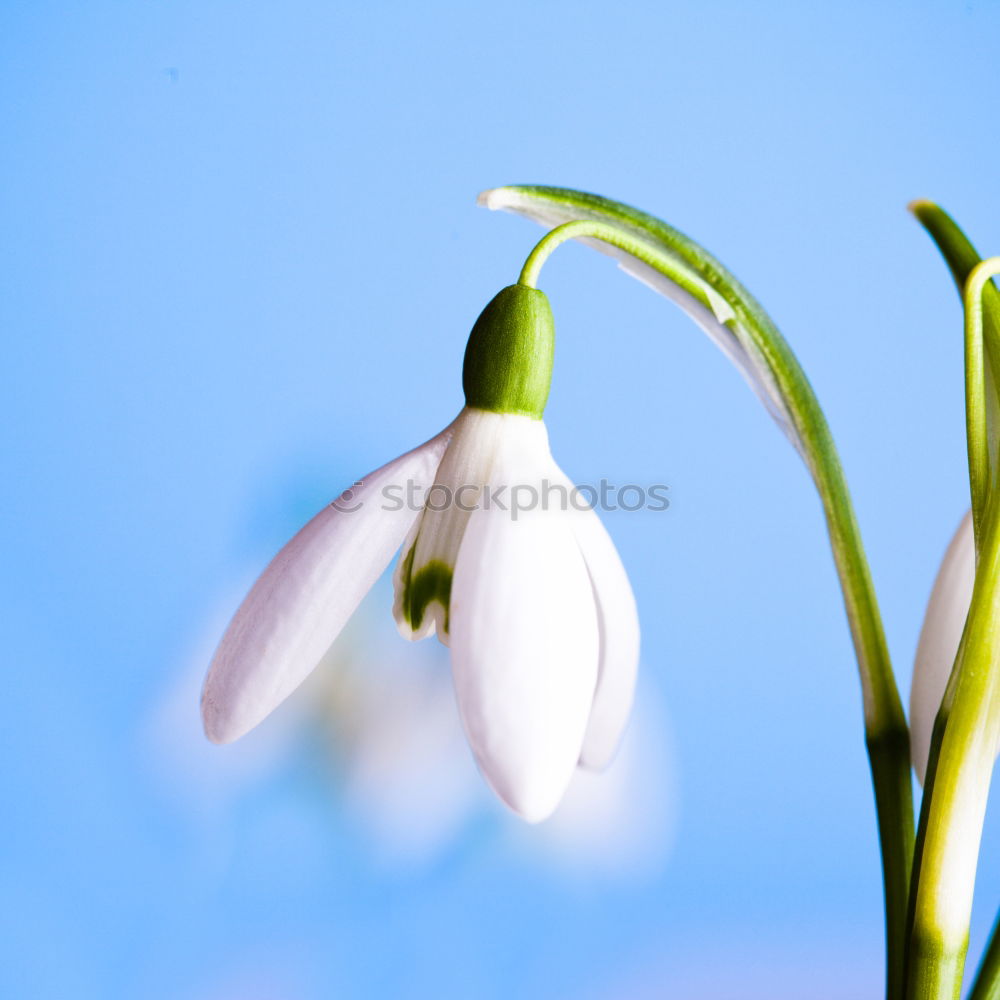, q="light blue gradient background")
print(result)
[4,2,1000,997]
